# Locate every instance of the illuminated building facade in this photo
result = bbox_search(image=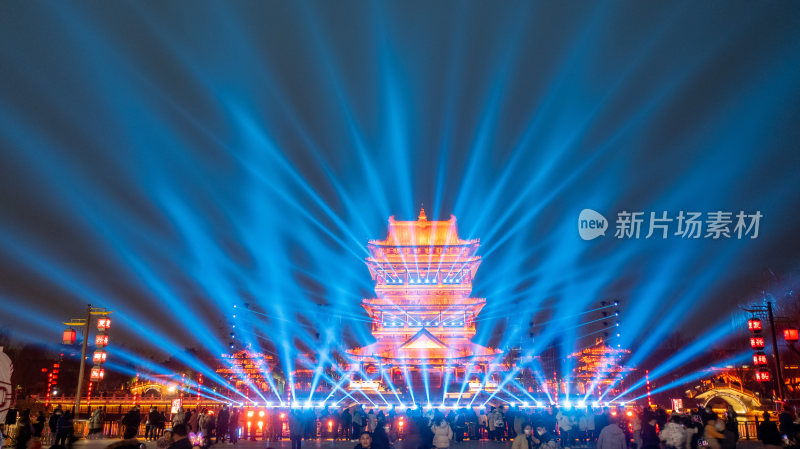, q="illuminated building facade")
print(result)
[218,350,281,397]
[569,338,632,397]
[347,209,502,394]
